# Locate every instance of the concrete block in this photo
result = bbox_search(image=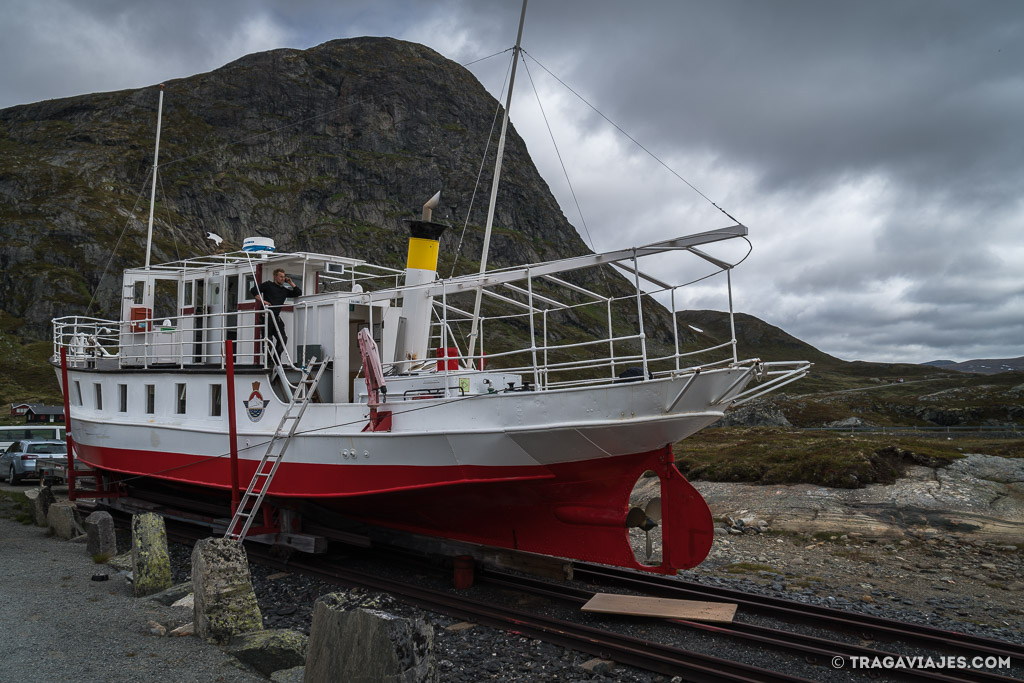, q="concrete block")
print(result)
[85,510,117,557]
[191,537,263,644]
[304,594,434,682]
[131,512,173,597]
